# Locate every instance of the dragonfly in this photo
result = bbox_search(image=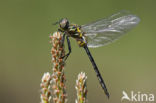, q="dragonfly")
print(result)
[54,10,140,98]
